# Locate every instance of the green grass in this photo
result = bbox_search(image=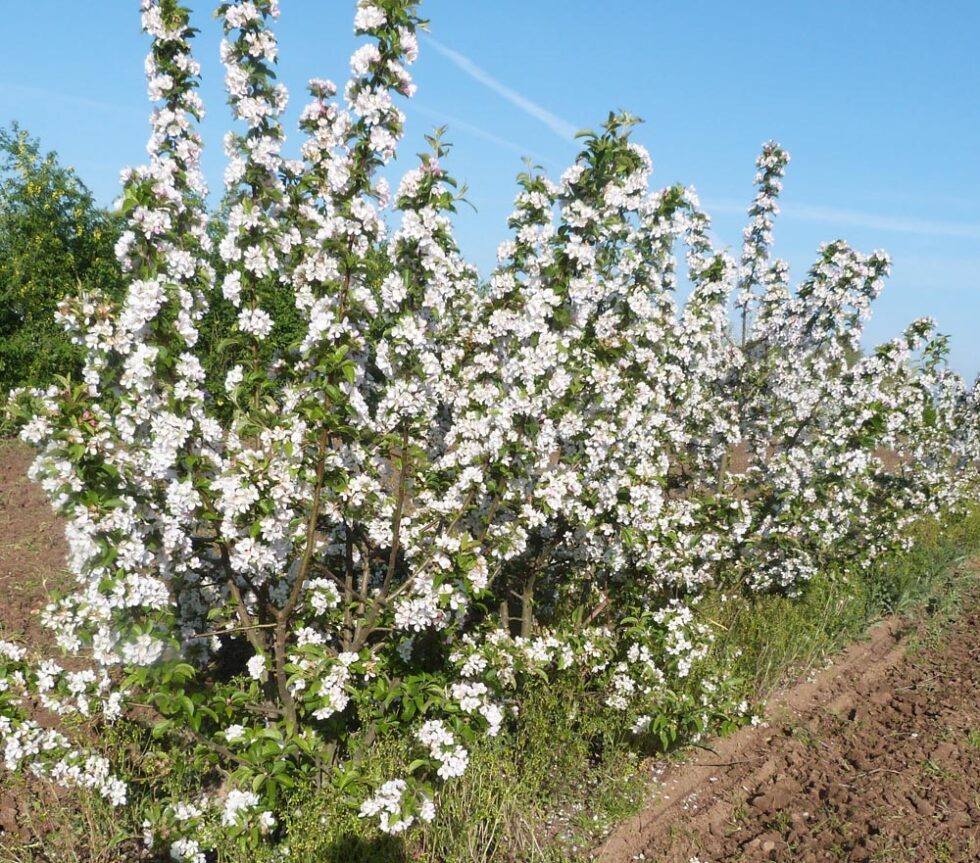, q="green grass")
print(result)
[263,683,648,863]
[700,506,980,705]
